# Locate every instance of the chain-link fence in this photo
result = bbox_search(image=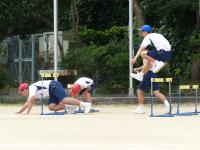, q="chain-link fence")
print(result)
[6,31,77,85]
